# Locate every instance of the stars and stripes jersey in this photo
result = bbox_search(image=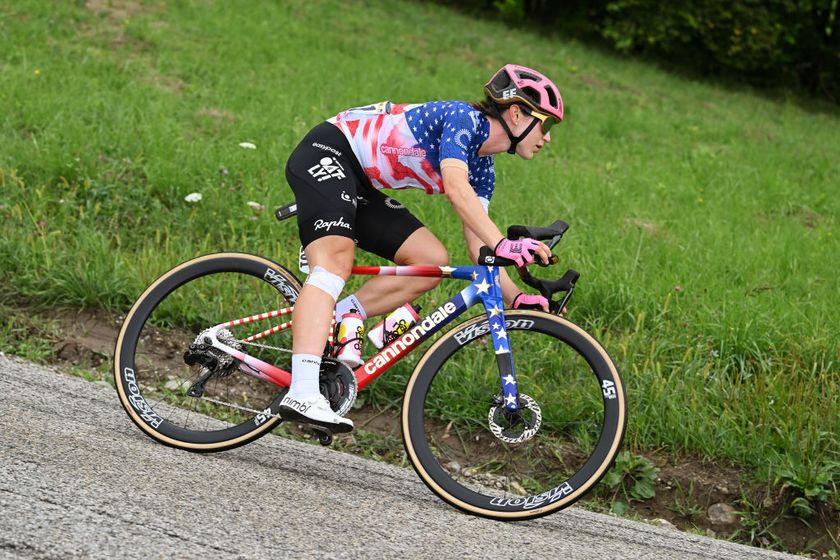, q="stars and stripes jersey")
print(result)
[328,100,495,209]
